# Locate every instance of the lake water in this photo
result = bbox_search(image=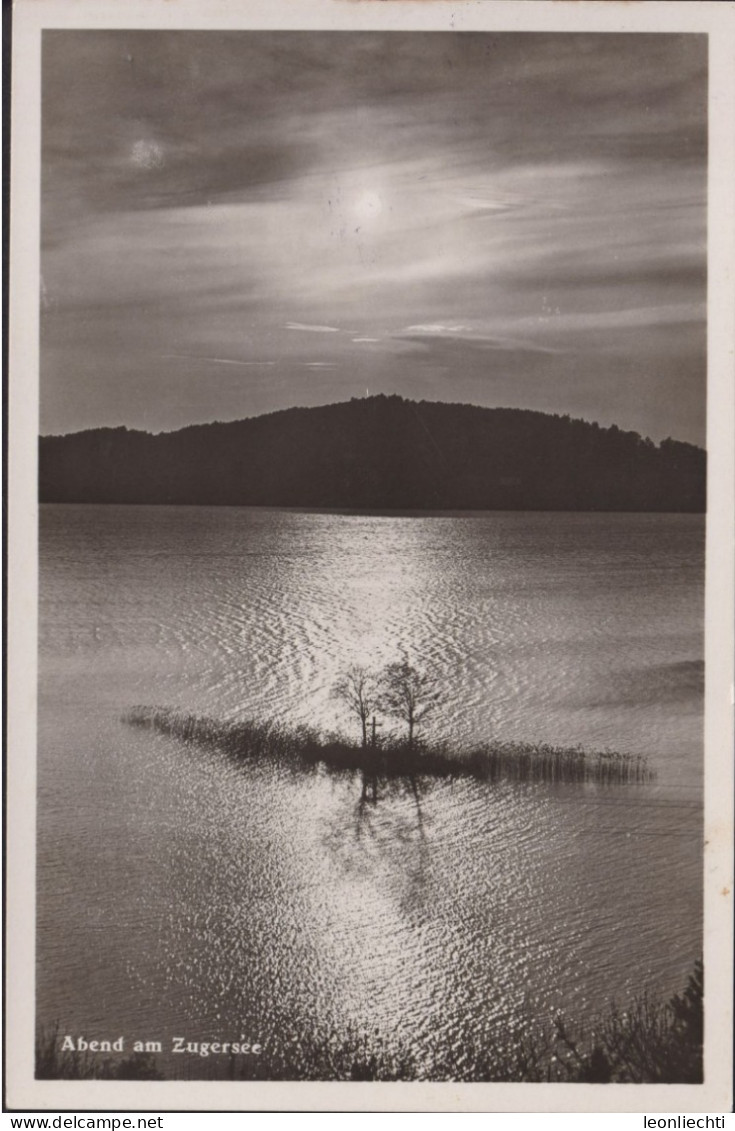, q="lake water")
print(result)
[37,505,704,1079]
